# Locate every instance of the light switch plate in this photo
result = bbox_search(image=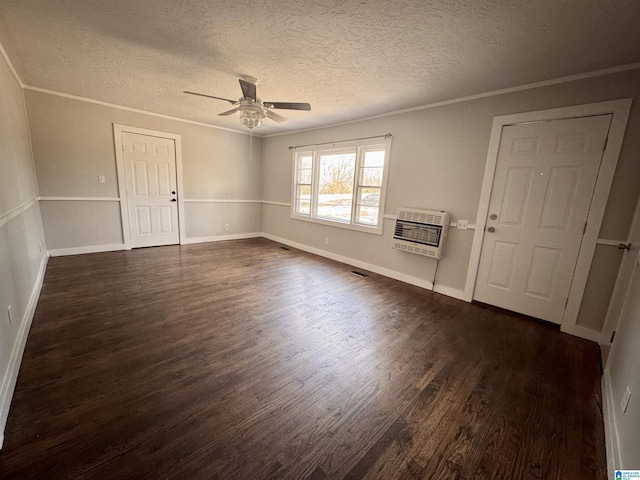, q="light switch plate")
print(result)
[98,175,106,183]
